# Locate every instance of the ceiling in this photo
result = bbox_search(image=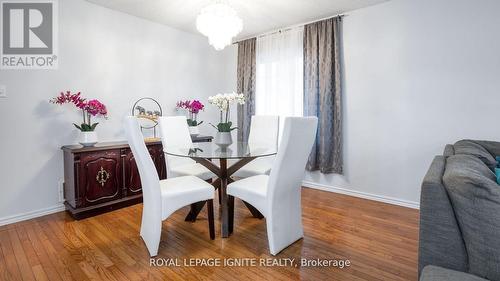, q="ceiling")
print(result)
[86,0,388,40]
